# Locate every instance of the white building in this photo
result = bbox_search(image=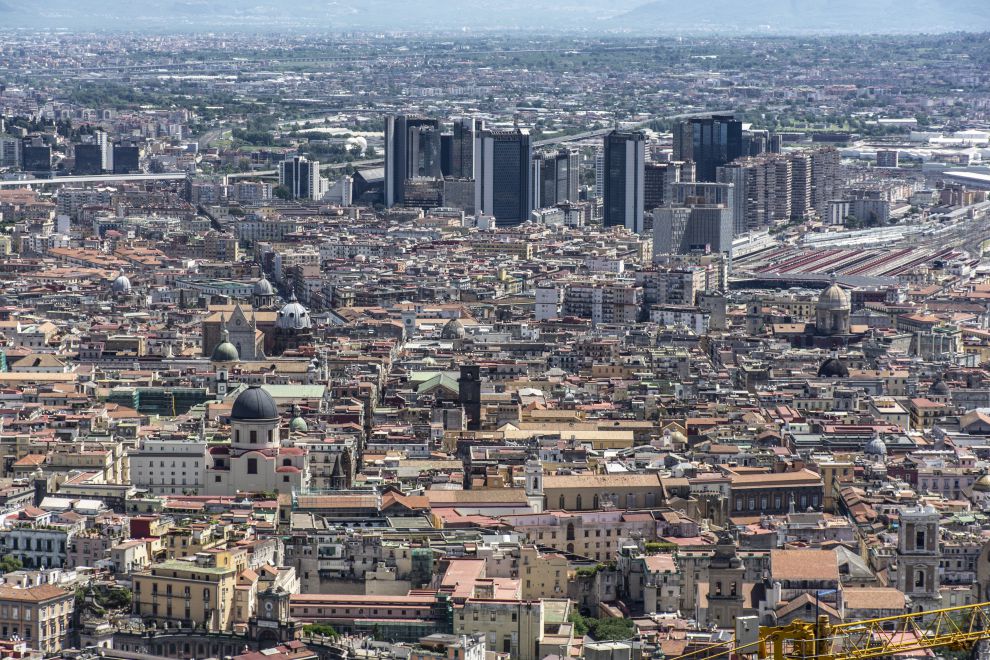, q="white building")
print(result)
[535,285,562,321]
[128,437,208,495]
